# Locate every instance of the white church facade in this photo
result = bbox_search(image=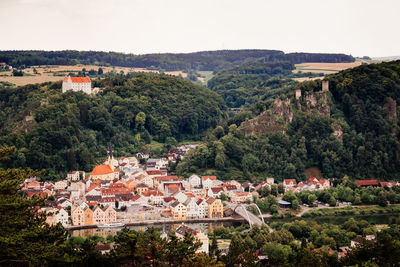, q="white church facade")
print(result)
[62,76,91,94]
